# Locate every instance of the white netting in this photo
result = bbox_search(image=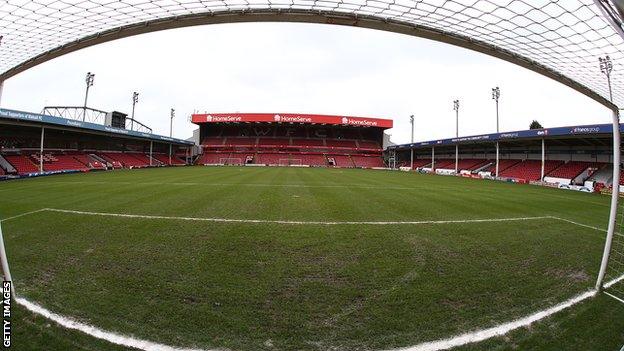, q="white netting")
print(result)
[605,191,624,298]
[0,1,624,106]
